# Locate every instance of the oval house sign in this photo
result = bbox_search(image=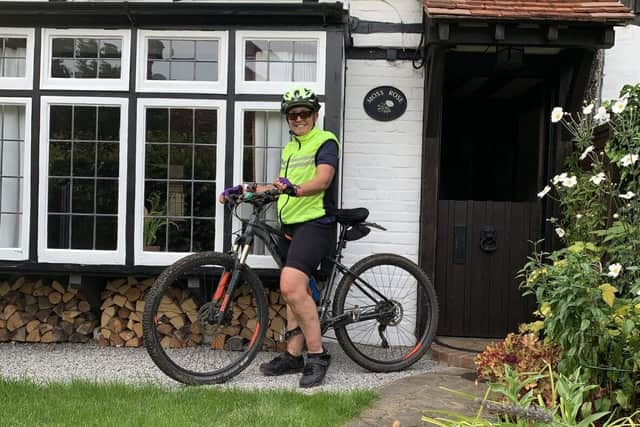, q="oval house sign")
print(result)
[363,86,407,121]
